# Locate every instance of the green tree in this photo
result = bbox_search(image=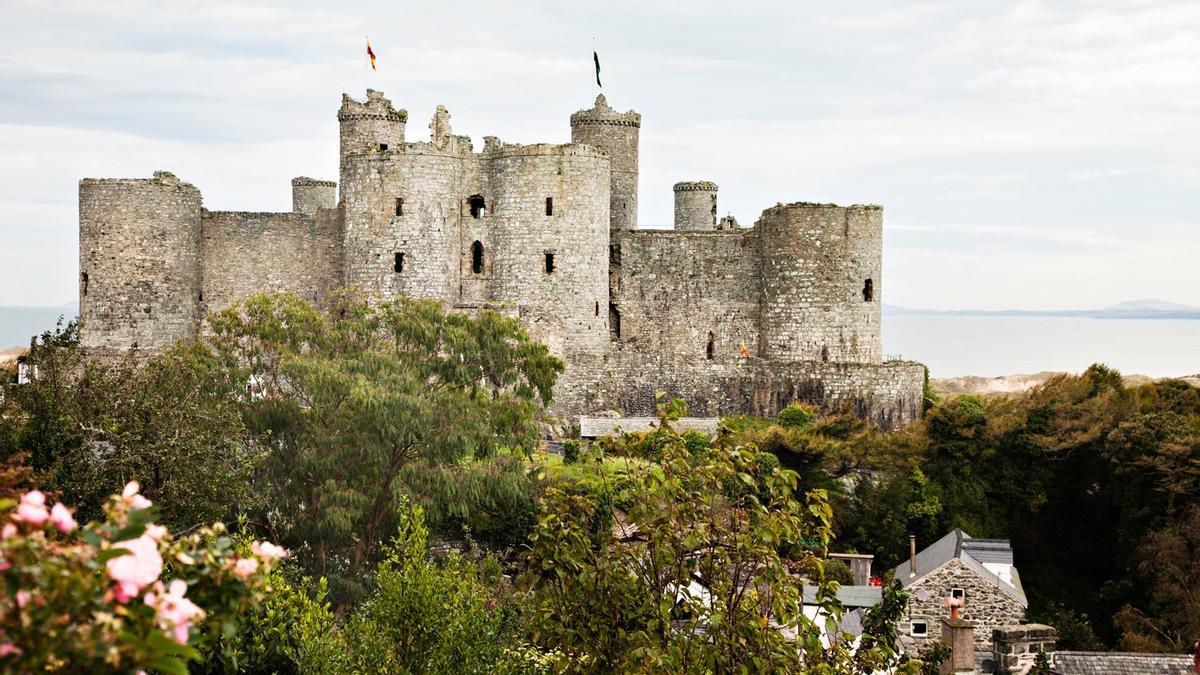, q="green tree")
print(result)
[205,292,562,603]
